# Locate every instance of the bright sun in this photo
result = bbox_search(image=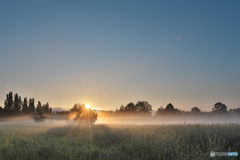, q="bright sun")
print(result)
[85,104,90,108]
